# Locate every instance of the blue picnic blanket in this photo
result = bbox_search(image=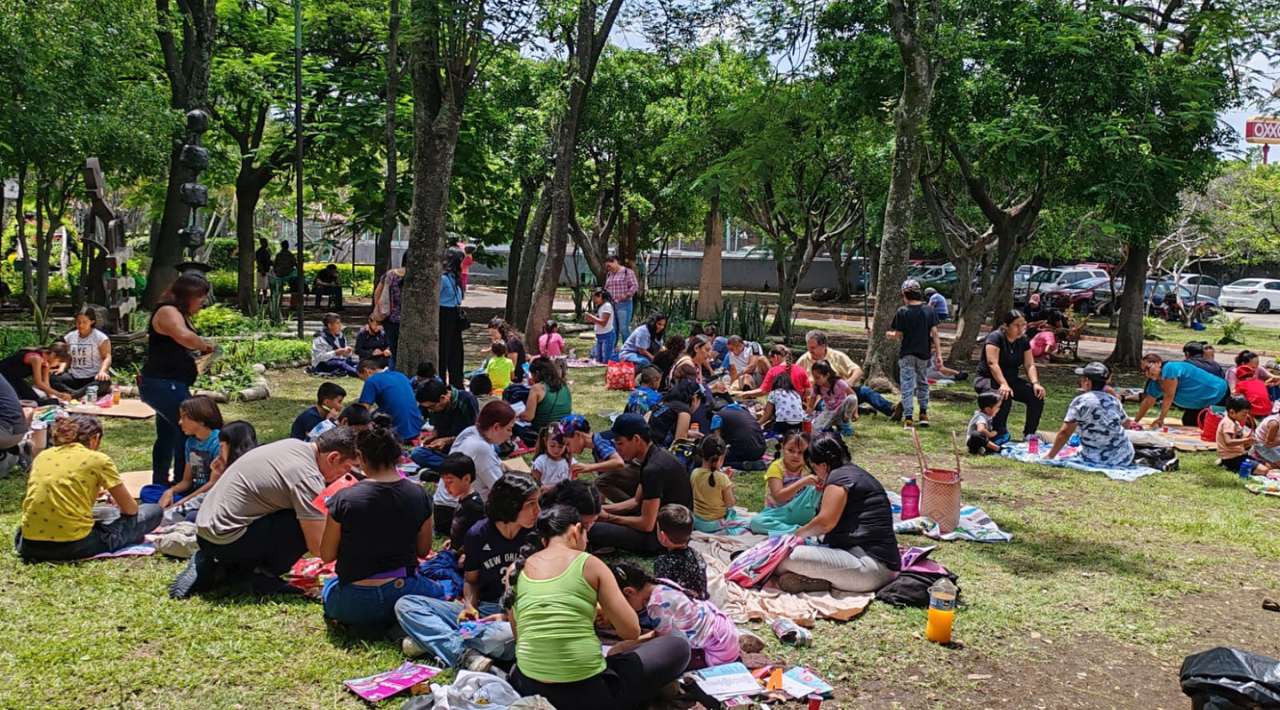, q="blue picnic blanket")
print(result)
[1000,441,1159,482]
